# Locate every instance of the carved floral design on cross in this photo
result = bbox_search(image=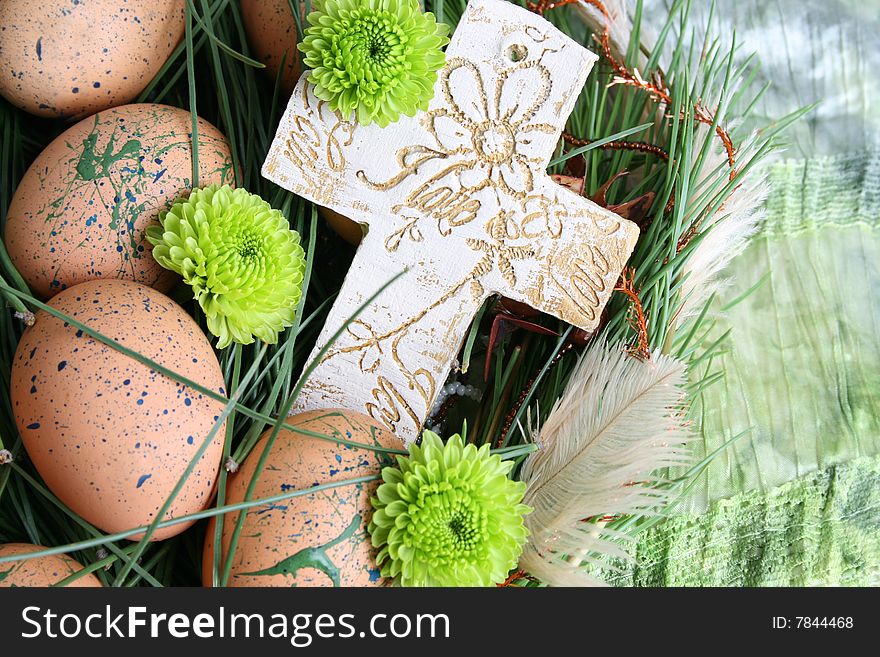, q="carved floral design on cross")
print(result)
[263,0,639,444]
